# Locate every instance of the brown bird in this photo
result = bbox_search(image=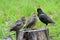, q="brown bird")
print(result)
[25,13,37,28]
[10,16,26,31]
